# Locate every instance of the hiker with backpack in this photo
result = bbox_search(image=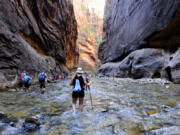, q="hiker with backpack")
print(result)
[24,72,31,92]
[84,72,90,90]
[70,67,89,113]
[39,72,47,94]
